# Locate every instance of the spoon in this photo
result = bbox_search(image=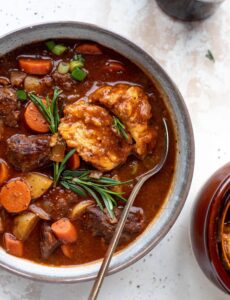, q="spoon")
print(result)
[88,118,169,300]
